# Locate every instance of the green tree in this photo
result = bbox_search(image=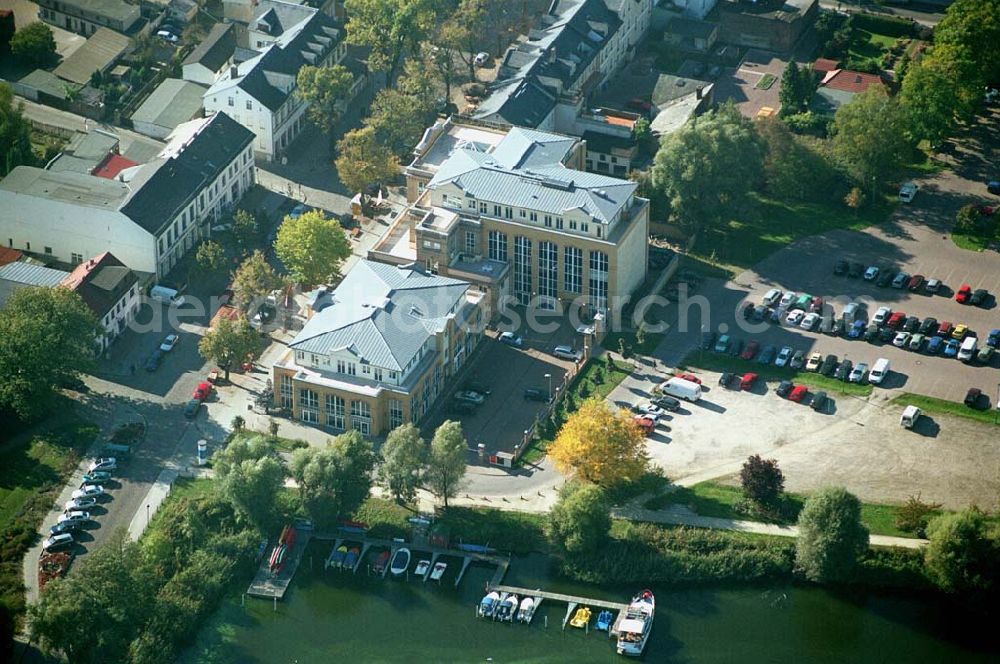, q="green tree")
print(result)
[894,494,942,535]
[778,61,805,115]
[424,420,467,507]
[296,64,355,133]
[795,487,869,582]
[196,240,227,275]
[231,208,261,255]
[197,315,260,381]
[898,59,960,147]
[934,0,1000,86]
[0,83,36,176]
[651,102,764,239]
[274,209,351,287]
[924,508,1000,595]
[0,287,101,420]
[831,86,910,200]
[10,22,56,67]
[739,454,785,511]
[335,126,400,194]
[364,88,435,158]
[231,250,281,312]
[344,0,447,81]
[290,431,377,527]
[758,117,841,201]
[546,481,611,556]
[30,531,153,664]
[215,440,285,532]
[378,423,427,503]
[439,0,489,80]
